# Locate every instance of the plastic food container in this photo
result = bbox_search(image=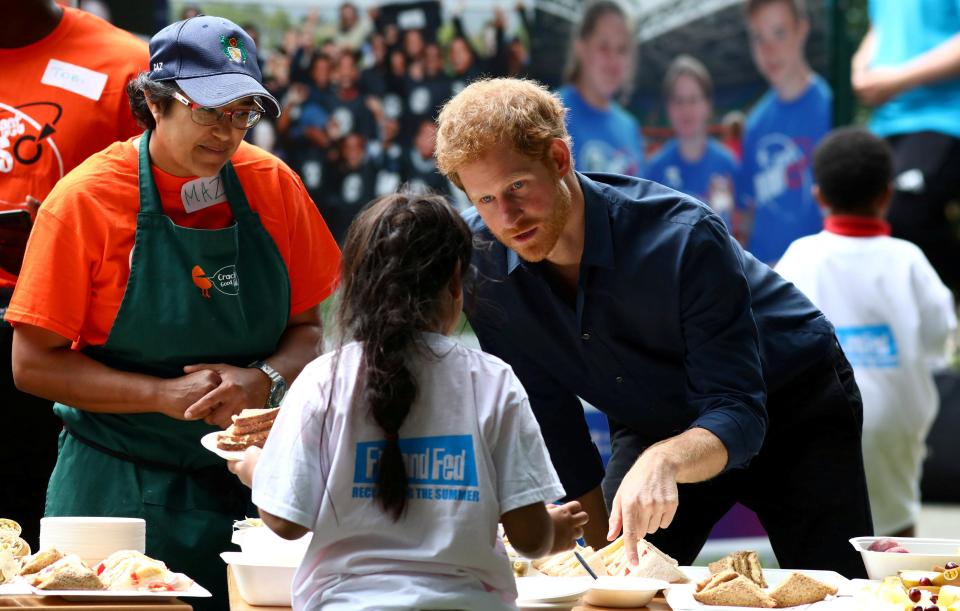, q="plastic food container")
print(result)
[221,551,296,606]
[581,576,669,608]
[850,537,960,580]
[231,526,311,565]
